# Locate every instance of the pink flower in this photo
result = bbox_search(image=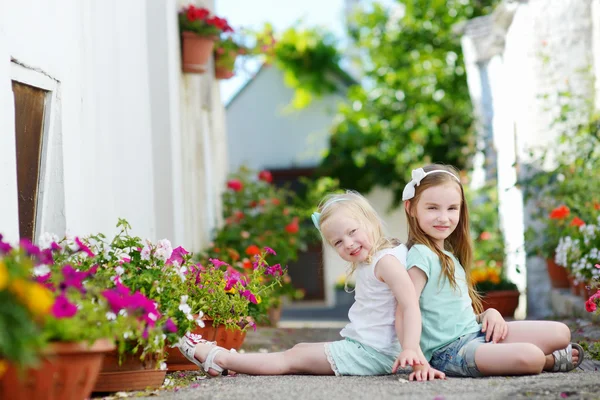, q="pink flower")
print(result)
[164,318,178,333]
[74,237,95,258]
[595,264,600,269]
[51,294,78,318]
[258,170,273,183]
[167,246,189,266]
[209,258,229,268]
[264,246,276,256]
